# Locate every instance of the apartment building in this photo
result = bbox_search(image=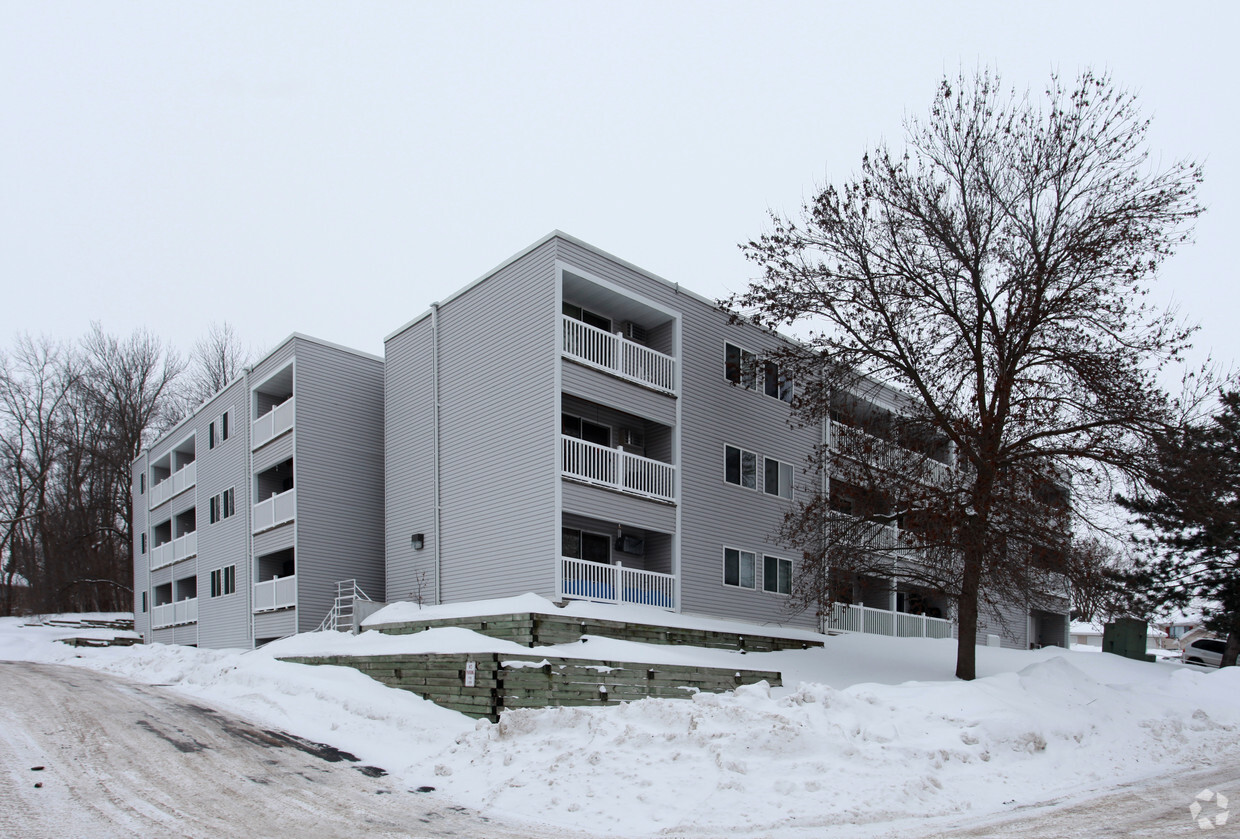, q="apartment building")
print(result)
[384,232,1069,649]
[133,233,1068,650]
[132,334,384,647]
